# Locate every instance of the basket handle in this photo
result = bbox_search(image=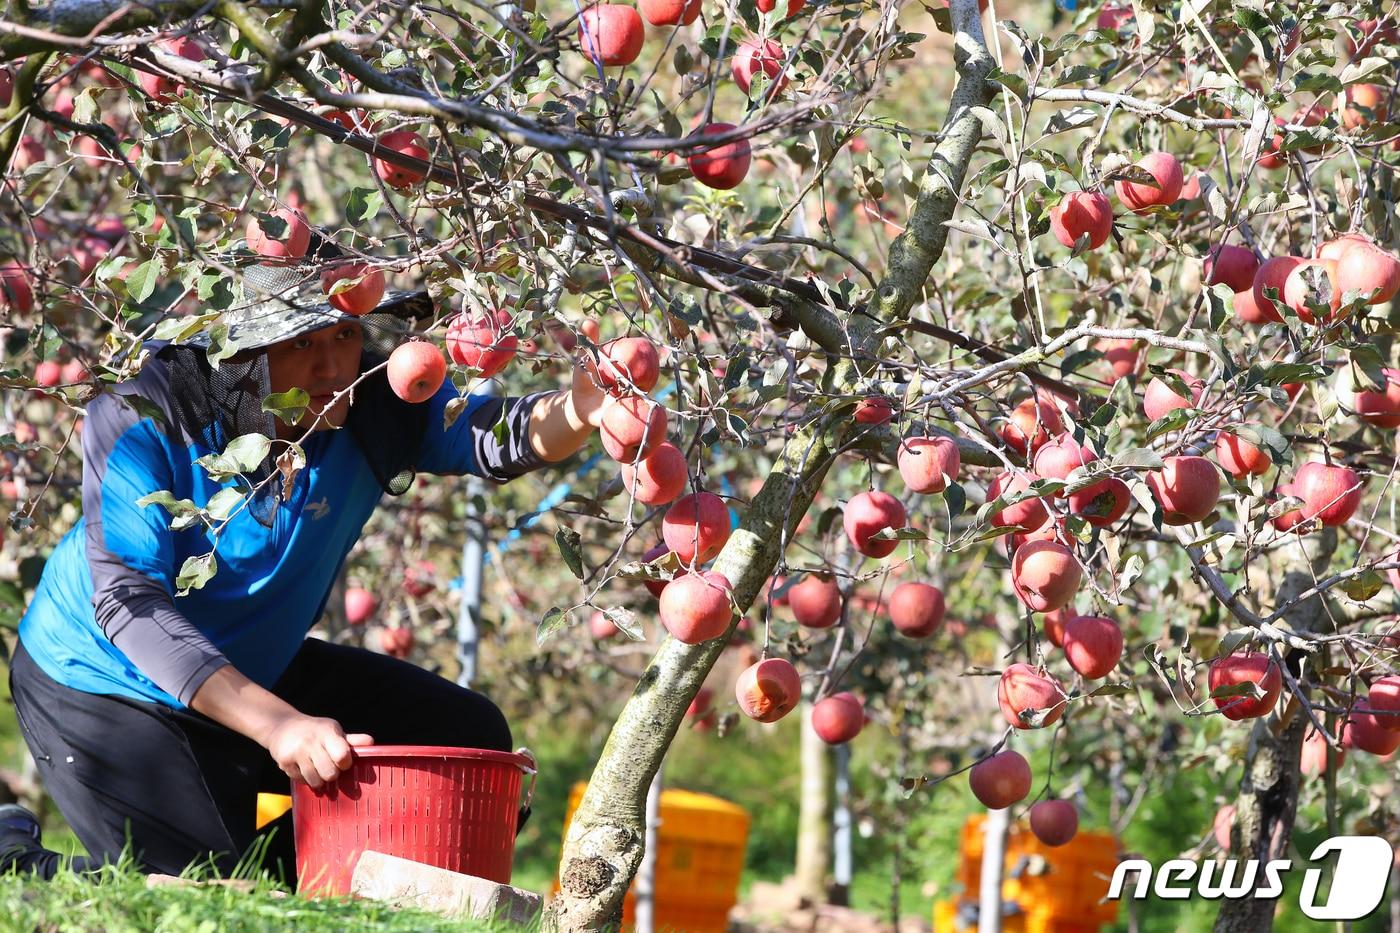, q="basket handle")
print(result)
[515,746,538,813]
